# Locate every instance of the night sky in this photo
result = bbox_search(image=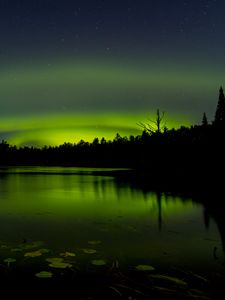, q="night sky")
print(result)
[0,0,224,145]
